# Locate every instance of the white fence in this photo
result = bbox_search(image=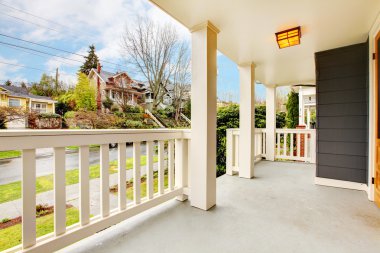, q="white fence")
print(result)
[226,128,316,175]
[0,129,190,253]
